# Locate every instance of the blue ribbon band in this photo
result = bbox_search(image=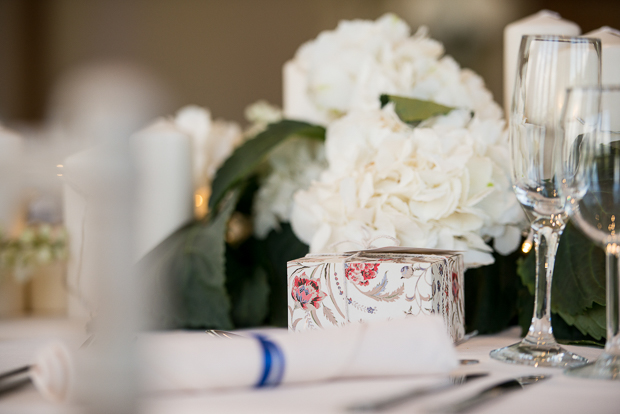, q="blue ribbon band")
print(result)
[254,334,285,388]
